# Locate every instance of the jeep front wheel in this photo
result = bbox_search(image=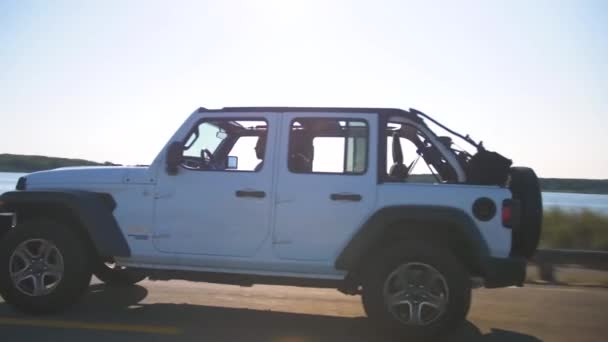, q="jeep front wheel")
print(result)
[0,219,92,314]
[361,241,471,338]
